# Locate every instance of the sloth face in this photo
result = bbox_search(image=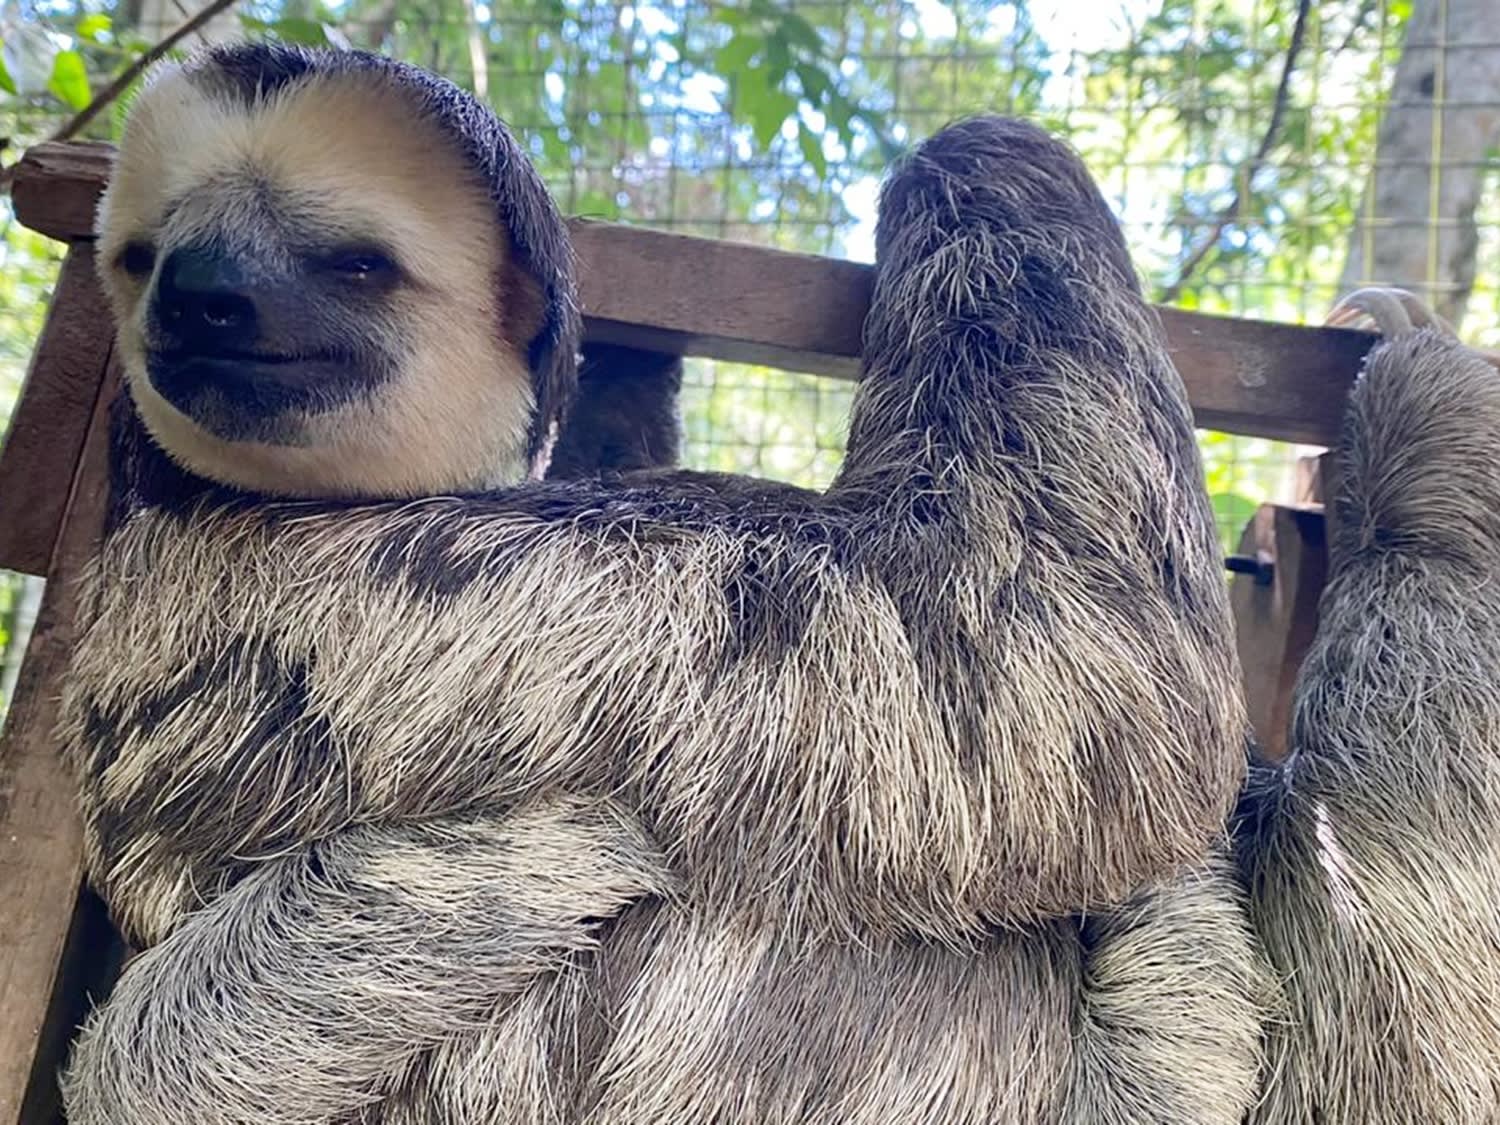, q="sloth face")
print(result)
[96,61,547,499]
